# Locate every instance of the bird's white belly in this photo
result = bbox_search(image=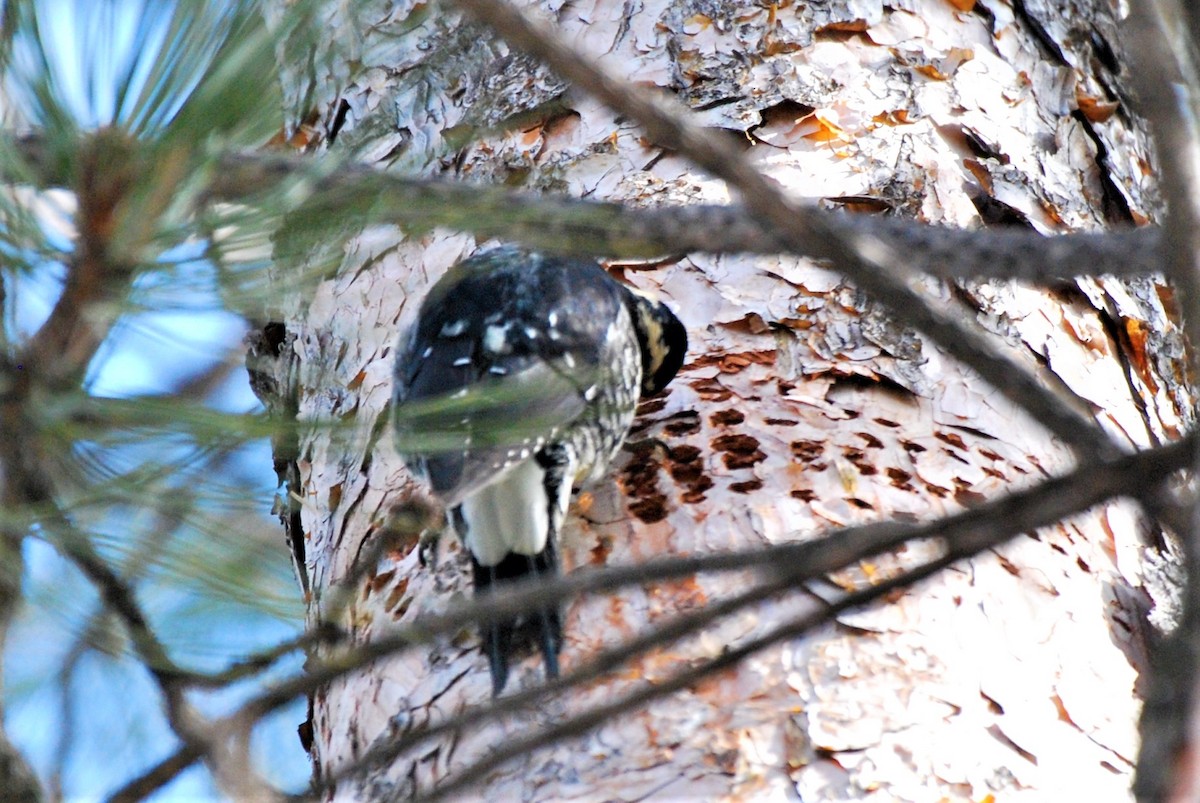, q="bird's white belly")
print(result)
[458,457,550,566]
